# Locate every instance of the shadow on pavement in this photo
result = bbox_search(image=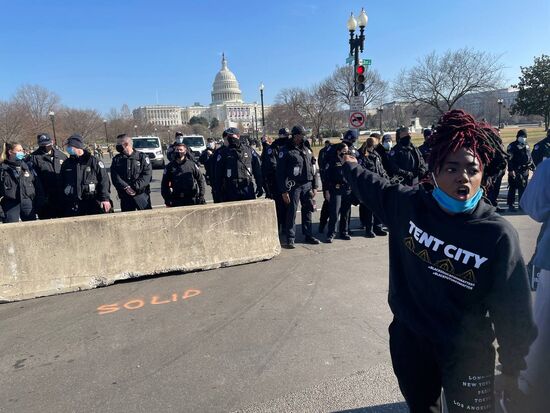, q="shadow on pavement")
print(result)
[332,402,408,413]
